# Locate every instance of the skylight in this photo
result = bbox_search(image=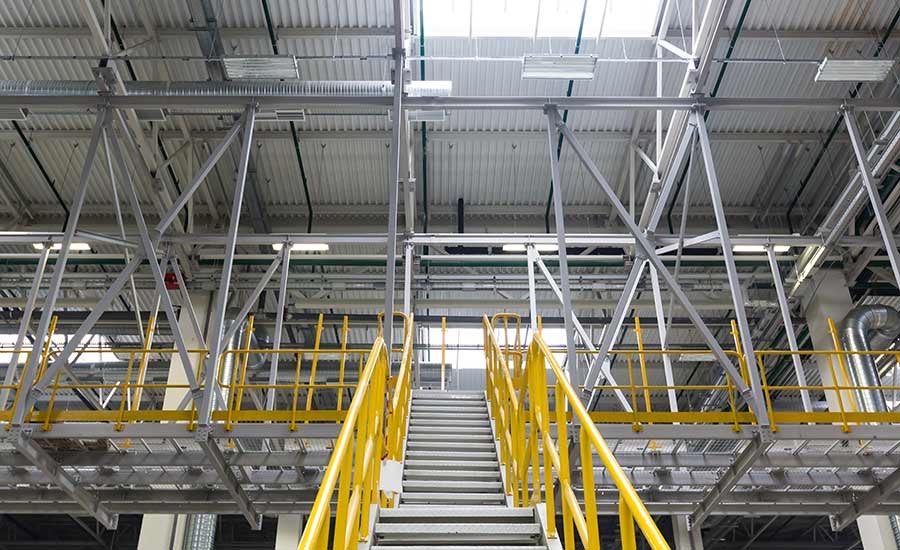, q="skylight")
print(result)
[422,0,661,39]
